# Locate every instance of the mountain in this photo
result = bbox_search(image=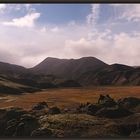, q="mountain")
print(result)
[31,57,108,80]
[0,62,28,77]
[31,57,140,86]
[1,56,140,94]
[78,63,140,86]
[0,61,82,94]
